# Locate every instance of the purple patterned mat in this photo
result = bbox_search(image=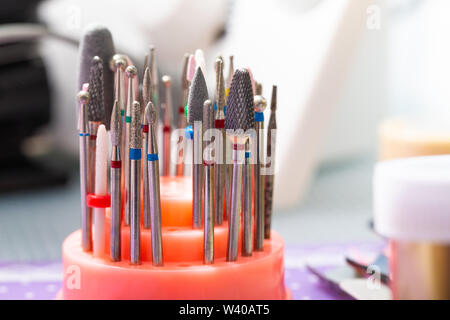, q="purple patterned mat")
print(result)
[0,242,383,300]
